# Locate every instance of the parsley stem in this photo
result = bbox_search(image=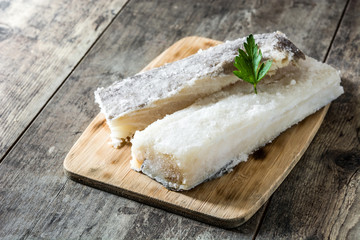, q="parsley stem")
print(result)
[254,84,257,94]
